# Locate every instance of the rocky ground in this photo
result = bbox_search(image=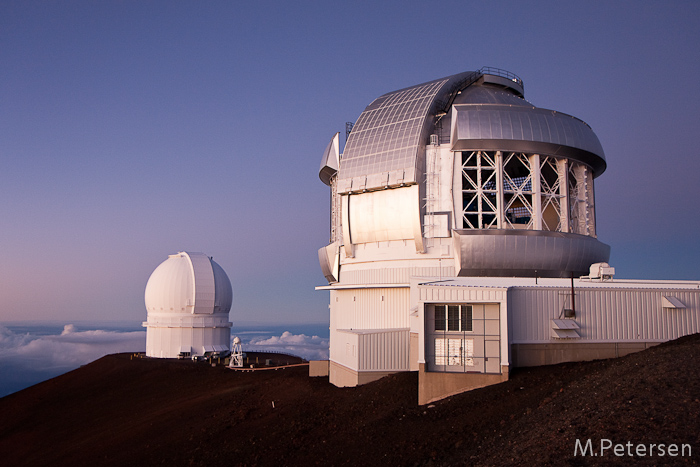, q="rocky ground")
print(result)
[1,335,698,466]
